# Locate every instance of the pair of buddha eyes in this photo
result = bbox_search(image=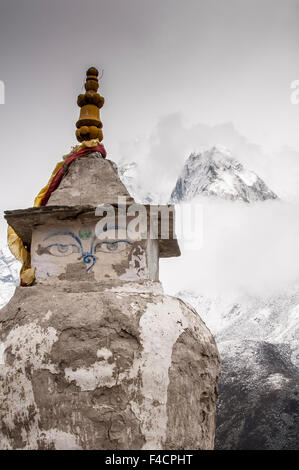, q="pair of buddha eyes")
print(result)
[45,240,132,257]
